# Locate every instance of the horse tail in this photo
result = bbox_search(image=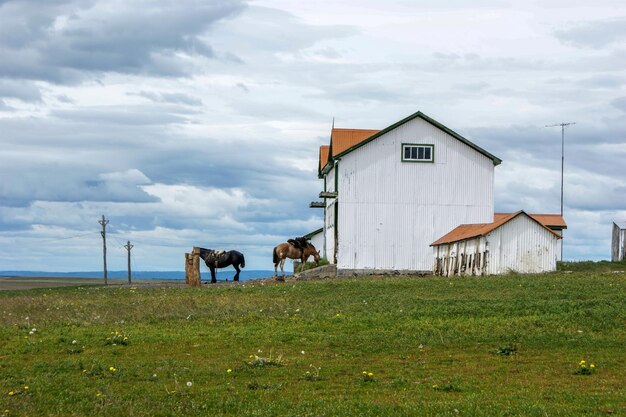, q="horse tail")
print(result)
[272,246,279,265]
[240,253,245,269]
